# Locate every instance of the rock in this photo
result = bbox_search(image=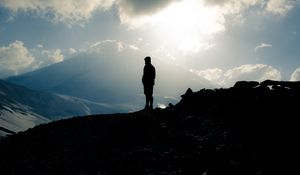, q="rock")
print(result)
[181,88,193,99]
[168,103,174,108]
[233,81,259,89]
